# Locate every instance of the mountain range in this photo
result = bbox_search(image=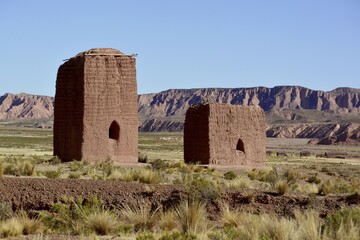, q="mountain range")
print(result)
[0,86,359,144]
